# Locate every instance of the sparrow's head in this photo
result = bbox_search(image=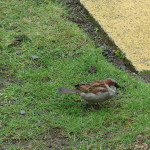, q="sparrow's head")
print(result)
[104,78,121,88]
